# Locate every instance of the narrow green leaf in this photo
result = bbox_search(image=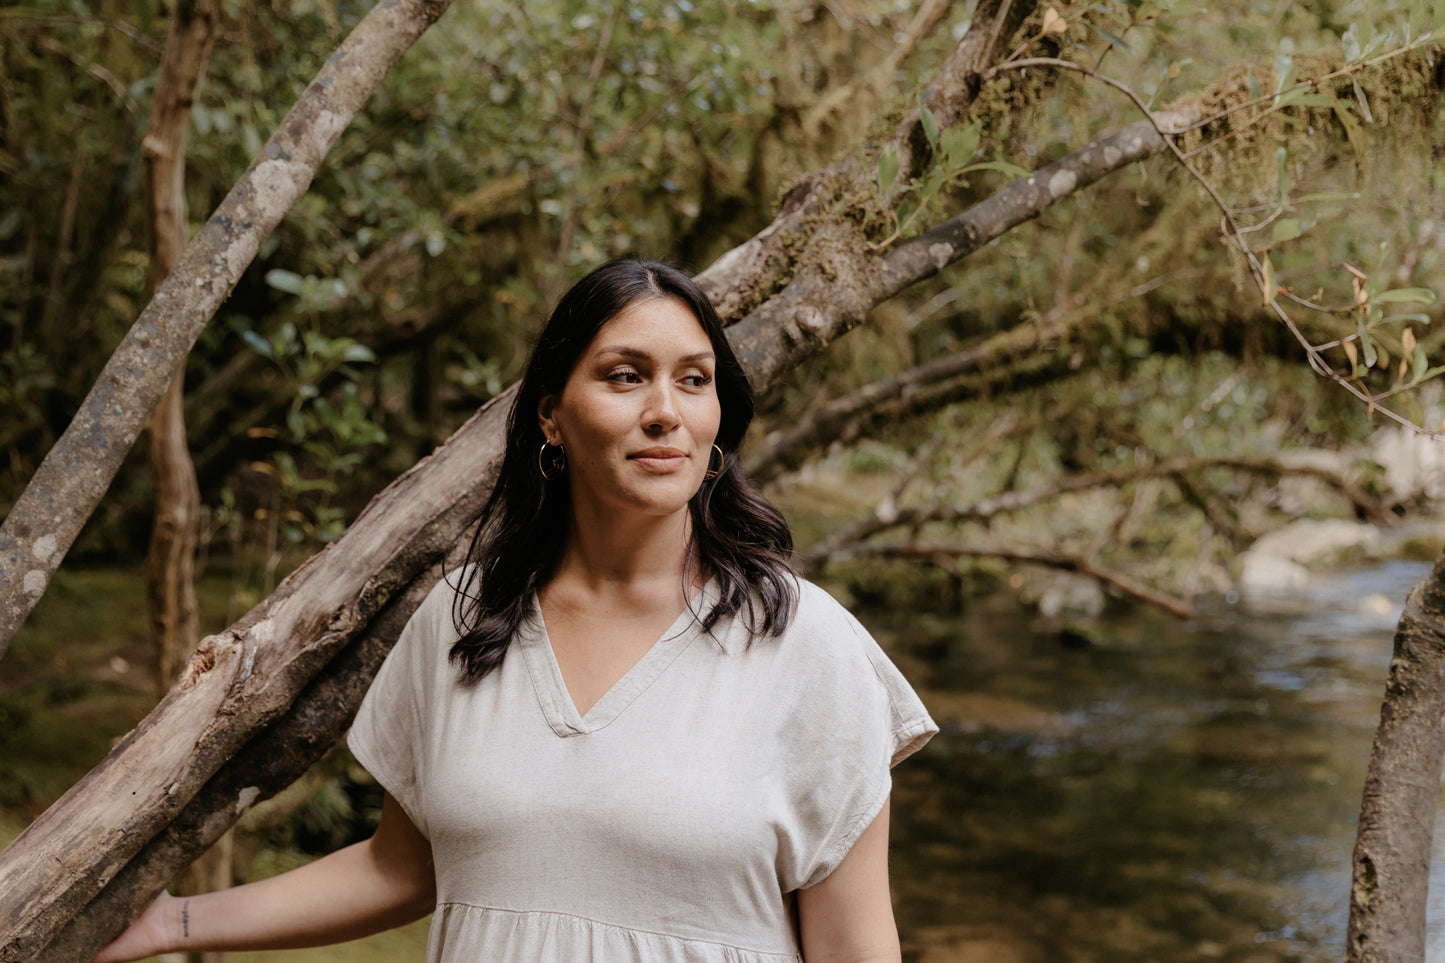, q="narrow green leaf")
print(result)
[1376,287,1437,304]
[1361,30,1391,59]
[960,159,1033,179]
[1086,22,1132,49]
[1352,78,1374,123]
[1360,321,1378,367]
[919,105,940,147]
[1276,146,1289,200]
[1274,52,1295,98]
[240,330,273,359]
[1293,191,1360,203]
[876,145,901,194]
[1383,312,1434,325]
[1413,344,1429,383]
